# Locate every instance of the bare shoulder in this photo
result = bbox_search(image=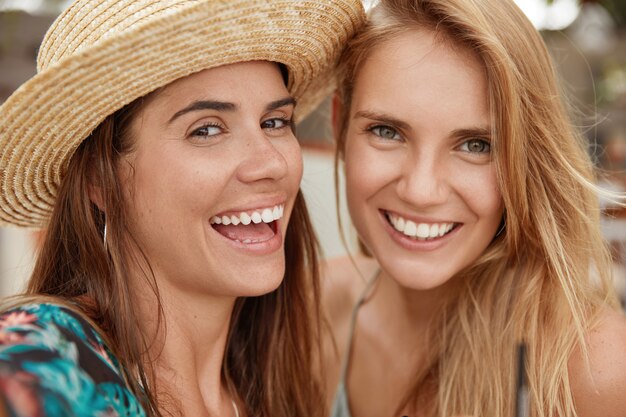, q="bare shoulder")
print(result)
[569,307,626,417]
